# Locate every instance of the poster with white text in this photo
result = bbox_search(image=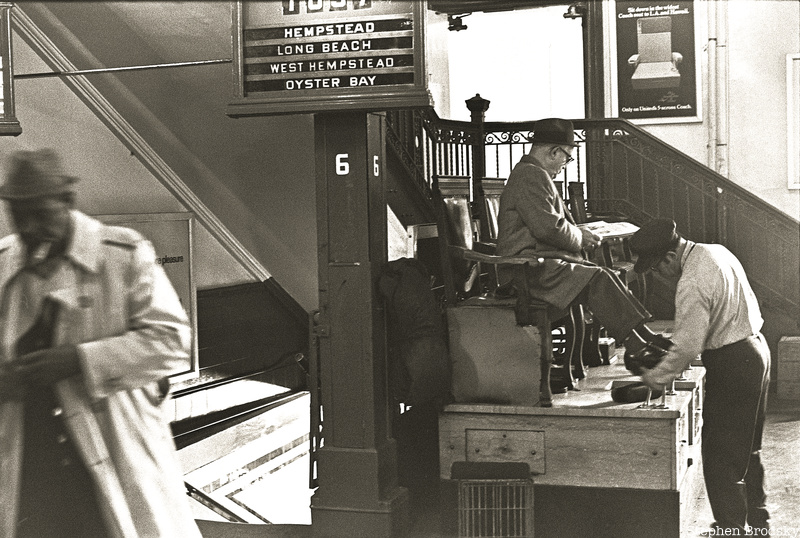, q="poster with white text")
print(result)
[615,0,699,122]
